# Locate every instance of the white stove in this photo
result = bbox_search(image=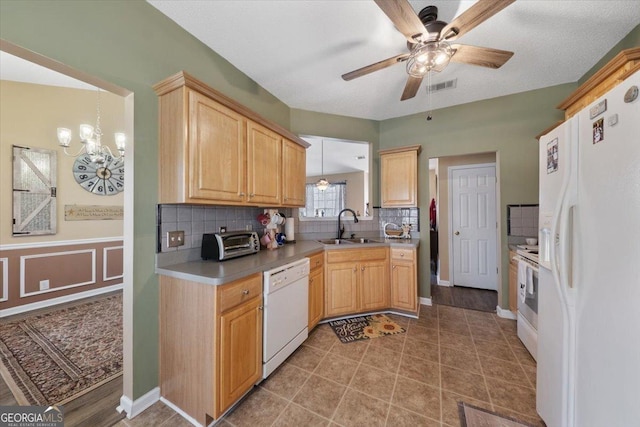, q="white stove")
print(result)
[516,245,539,265]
